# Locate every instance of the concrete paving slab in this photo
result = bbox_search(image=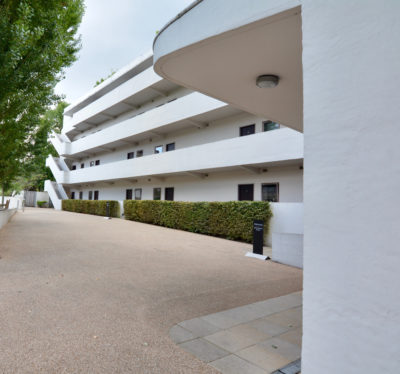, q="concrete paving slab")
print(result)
[259,337,302,362]
[179,317,222,338]
[179,338,230,363]
[169,325,196,344]
[236,344,292,372]
[205,324,270,352]
[210,354,268,374]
